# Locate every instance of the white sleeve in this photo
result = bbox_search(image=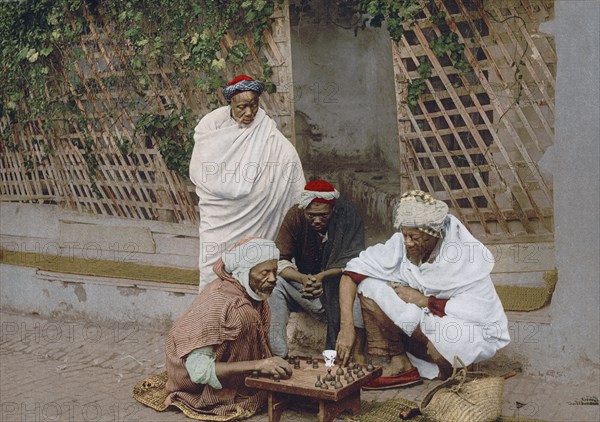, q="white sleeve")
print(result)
[277,258,298,274]
[184,346,222,389]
